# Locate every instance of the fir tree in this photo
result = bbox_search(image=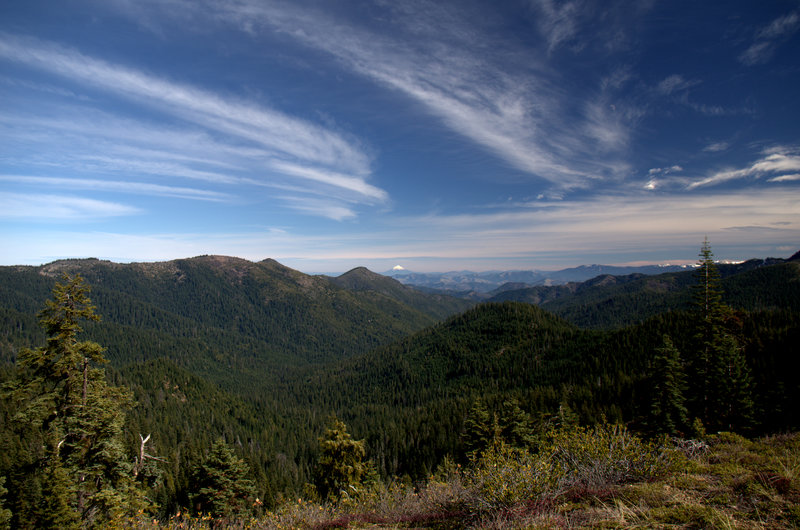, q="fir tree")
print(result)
[314,418,367,500]
[498,398,536,449]
[649,335,688,436]
[707,333,754,432]
[690,239,754,433]
[691,237,728,417]
[190,439,255,520]
[3,274,147,527]
[462,399,498,456]
[38,451,79,529]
